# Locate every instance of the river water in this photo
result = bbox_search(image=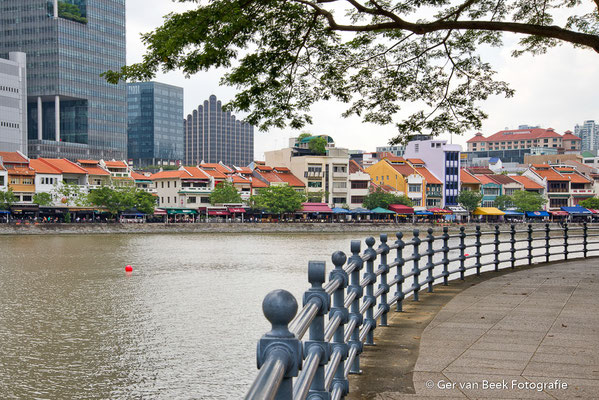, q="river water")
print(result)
[0,230,586,399]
